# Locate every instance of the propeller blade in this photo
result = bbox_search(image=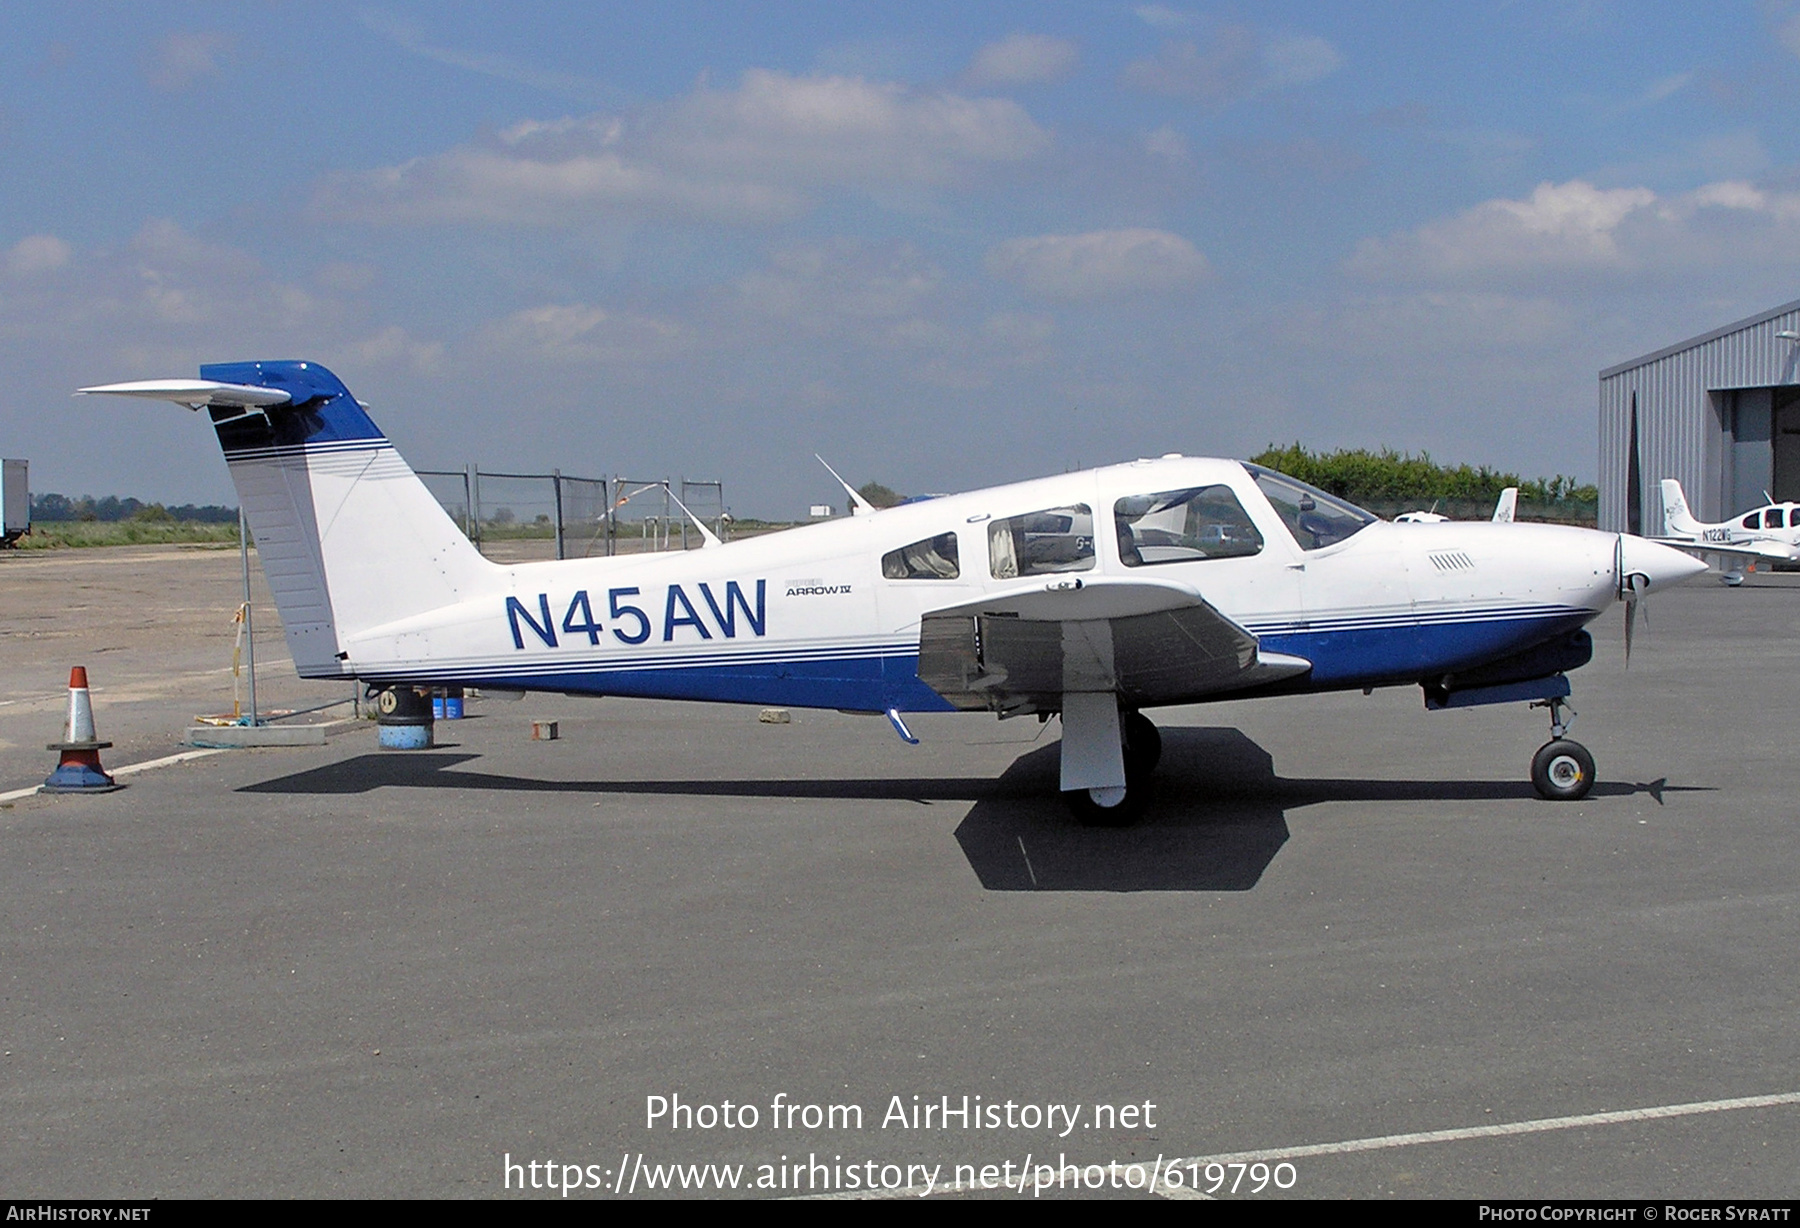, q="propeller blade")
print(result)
[1622,572,1648,667]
